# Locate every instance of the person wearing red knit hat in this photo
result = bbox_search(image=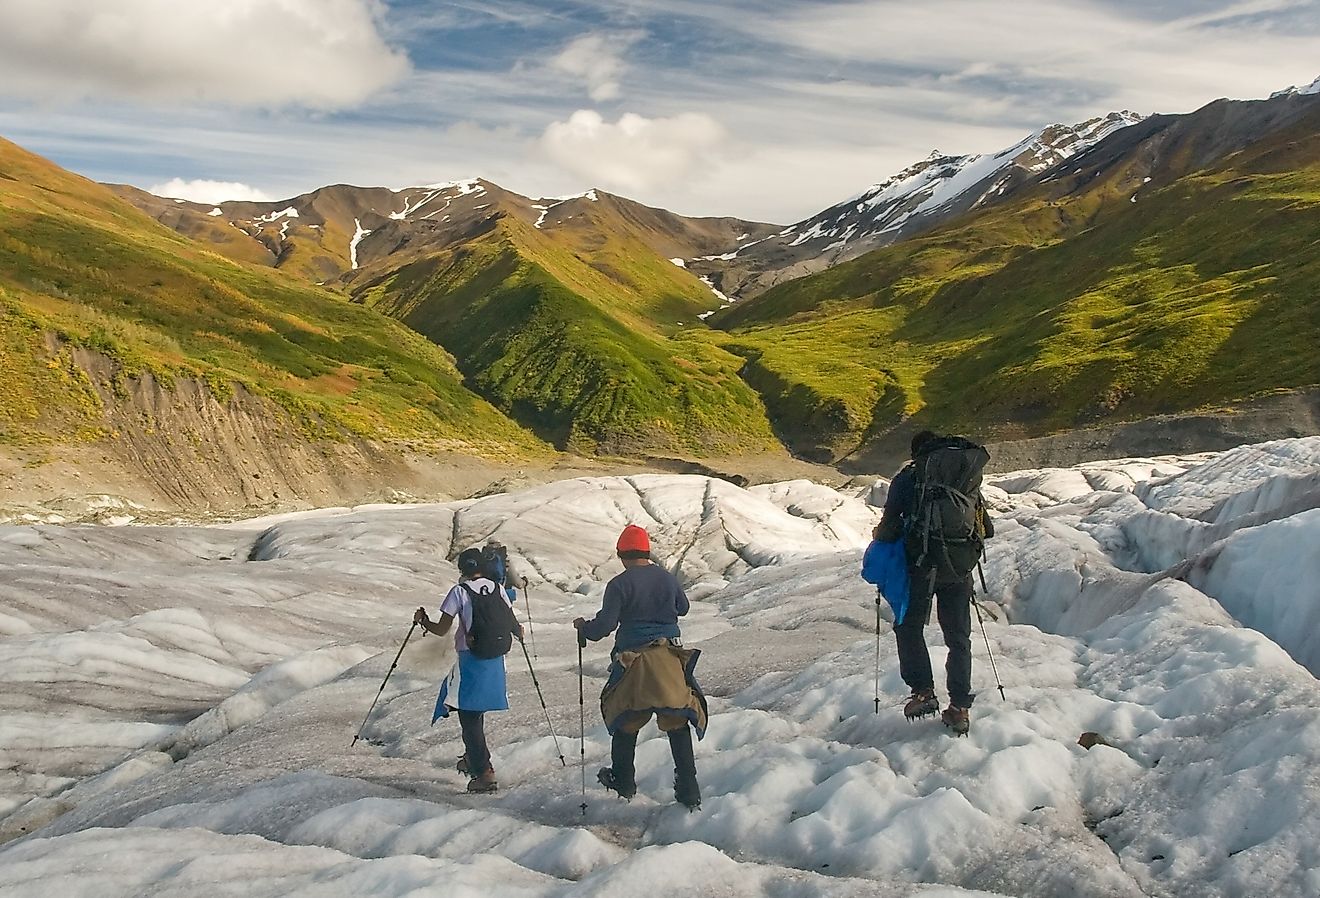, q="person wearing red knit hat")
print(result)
[574,525,707,810]
[615,524,650,555]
